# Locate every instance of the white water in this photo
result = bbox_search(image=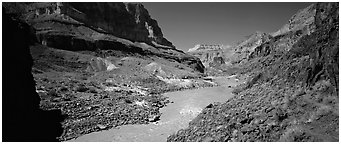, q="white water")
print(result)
[69,76,242,142]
